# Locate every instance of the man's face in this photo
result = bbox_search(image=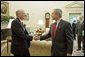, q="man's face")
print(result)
[51,10,60,21]
[80,16,84,21]
[18,10,26,20]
